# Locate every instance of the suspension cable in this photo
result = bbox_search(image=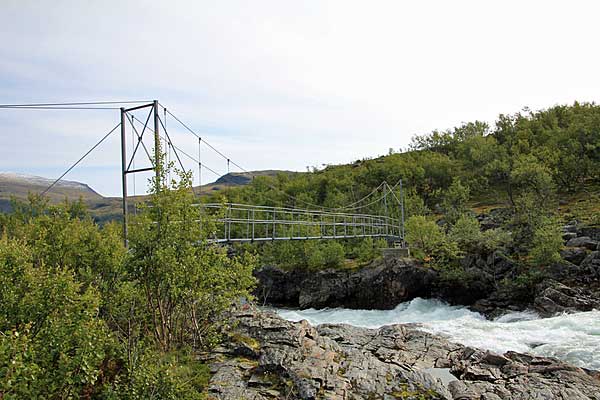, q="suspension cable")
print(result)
[130,115,222,178]
[0,100,151,107]
[40,122,121,196]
